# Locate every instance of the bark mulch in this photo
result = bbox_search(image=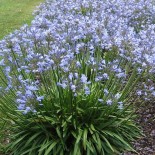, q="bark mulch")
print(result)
[124,101,155,155]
